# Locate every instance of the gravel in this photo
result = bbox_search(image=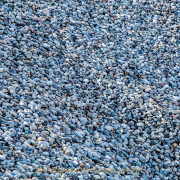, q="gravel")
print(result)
[0,0,180,179]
